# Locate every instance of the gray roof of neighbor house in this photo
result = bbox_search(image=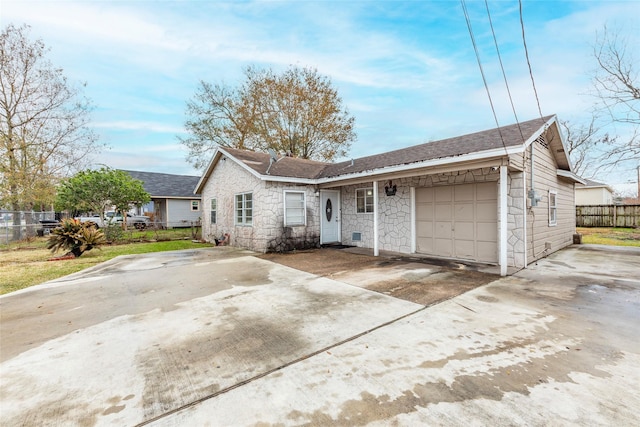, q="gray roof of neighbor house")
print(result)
[220,115,556,180]
[578,178,613,191]
[121,170,201,198]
